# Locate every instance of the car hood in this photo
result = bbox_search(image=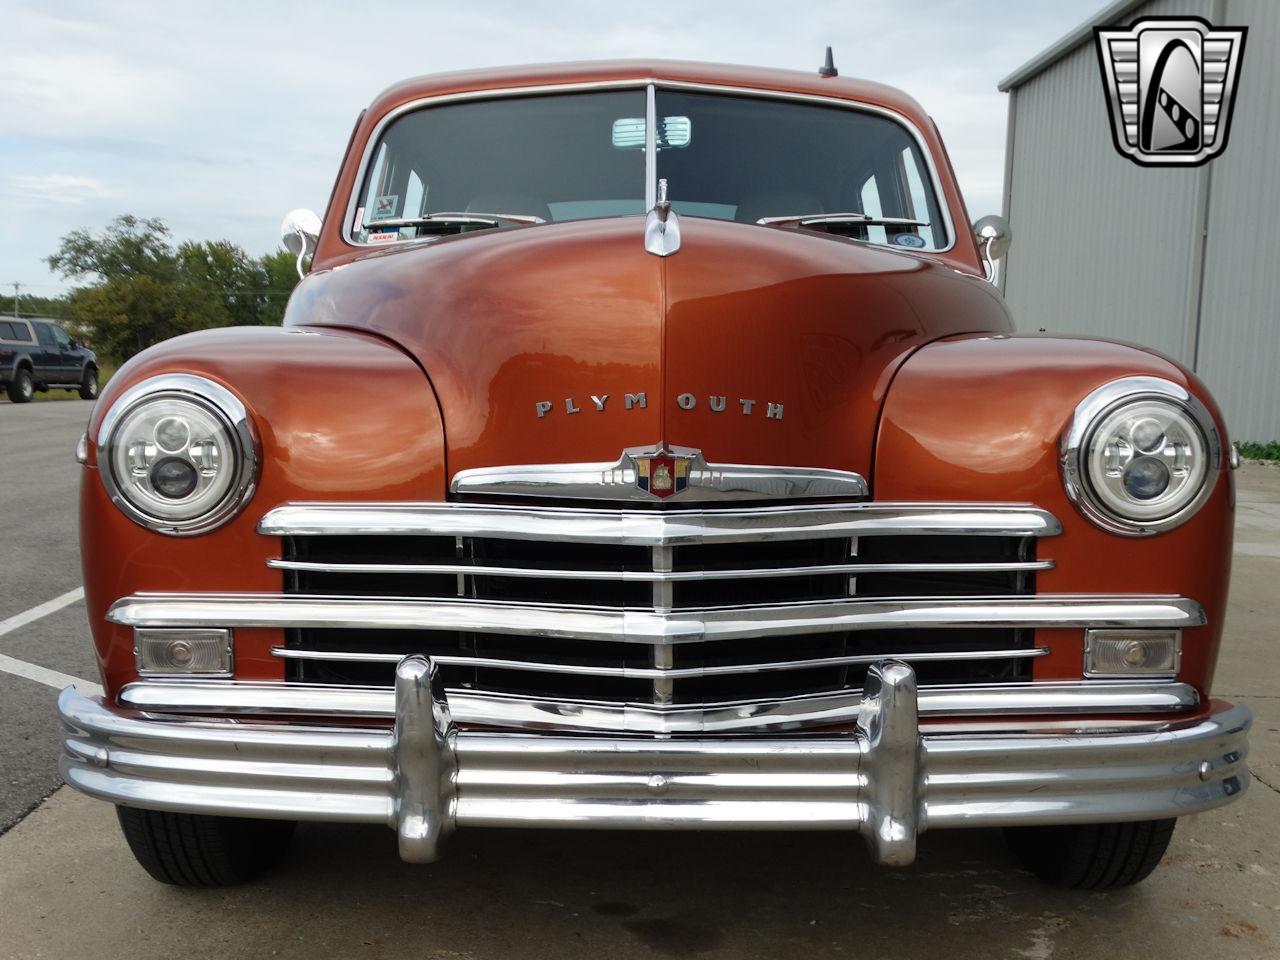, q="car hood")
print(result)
[285,216,1008,482]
